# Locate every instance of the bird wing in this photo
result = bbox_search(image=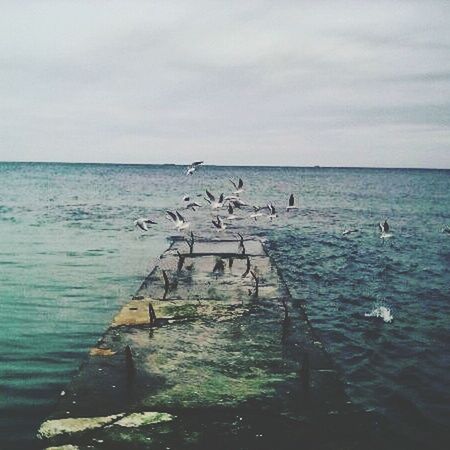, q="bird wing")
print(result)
[206,189,215,201]
[229,179,238,189]
[219,193,224,203]
[166,211,177,222]
[192,161,204,167]
[145,219,157,225]
[238,178,243,189]
[176,211,185,222]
